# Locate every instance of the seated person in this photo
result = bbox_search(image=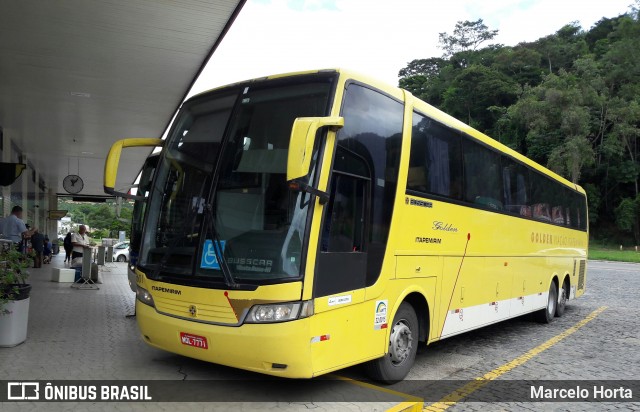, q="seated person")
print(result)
[552,206,565,224]
[532,203,551,221]
[43,236,52,264]
[520,205,532,217]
